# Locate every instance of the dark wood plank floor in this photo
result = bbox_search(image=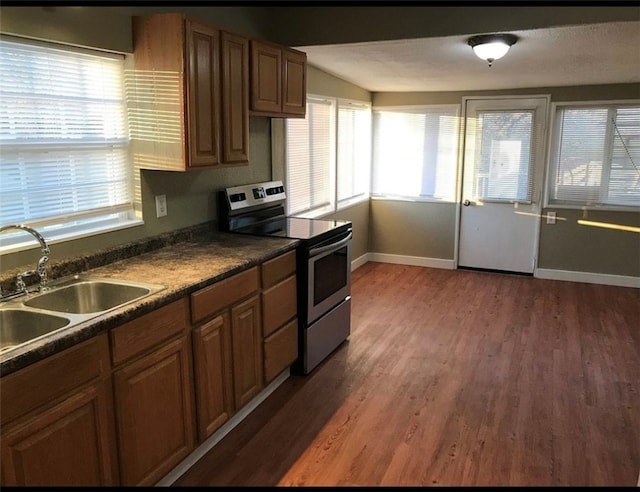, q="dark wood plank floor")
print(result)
[174,262,640,487]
